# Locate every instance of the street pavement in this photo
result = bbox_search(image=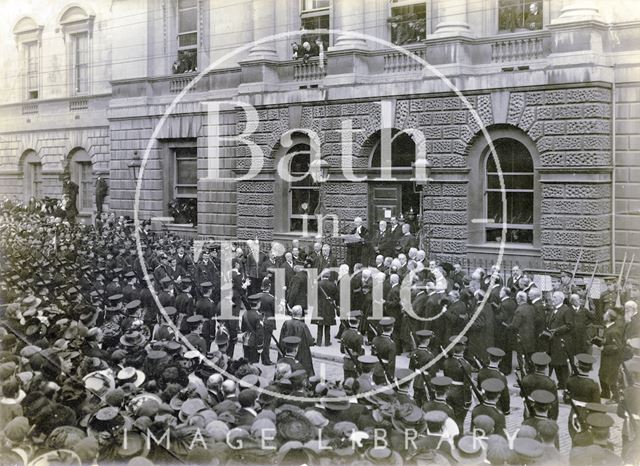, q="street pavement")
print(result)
[229,318,626,458]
